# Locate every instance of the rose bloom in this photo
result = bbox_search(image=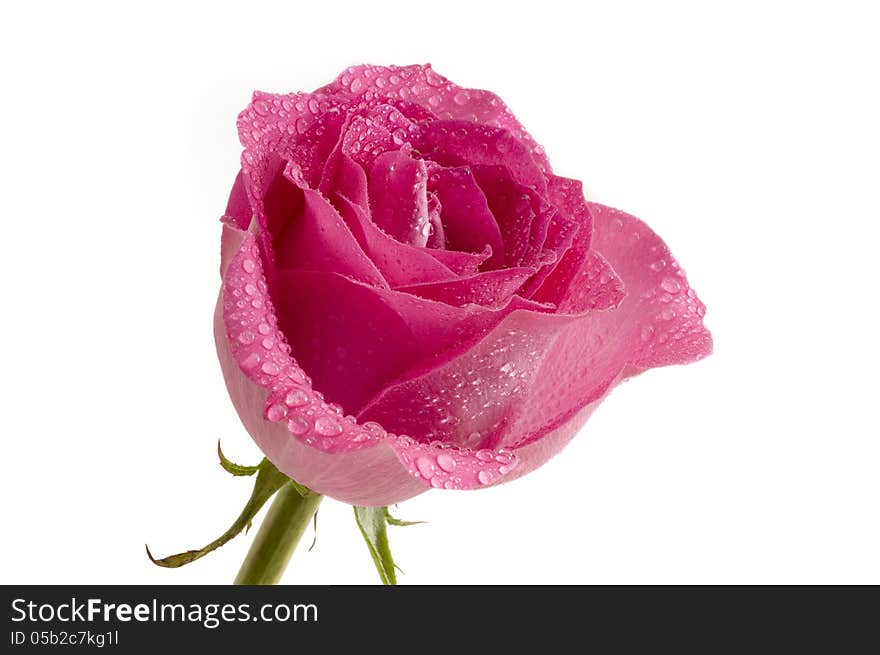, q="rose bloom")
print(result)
[215,64,711,506]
